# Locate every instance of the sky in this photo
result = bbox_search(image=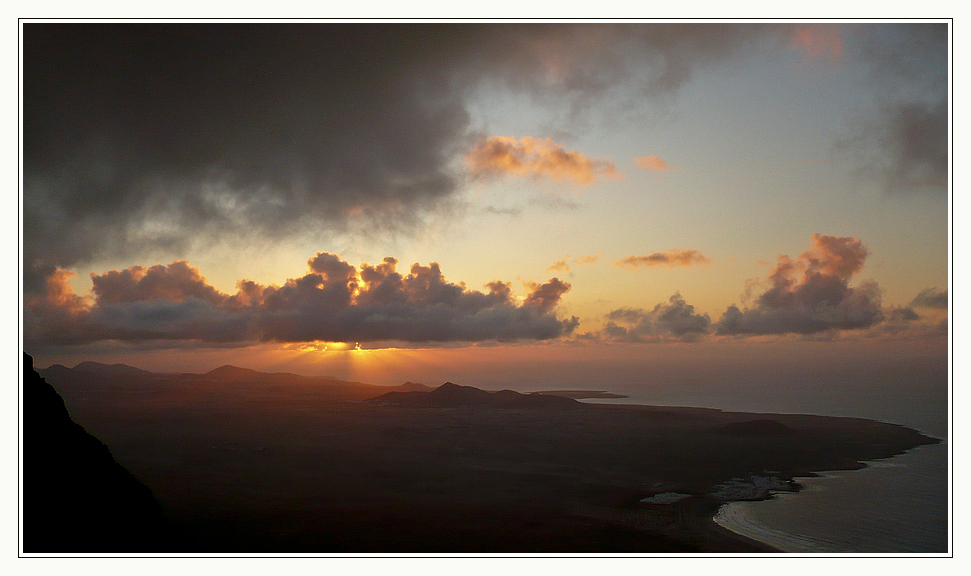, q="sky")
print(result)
[21,22,950,408]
